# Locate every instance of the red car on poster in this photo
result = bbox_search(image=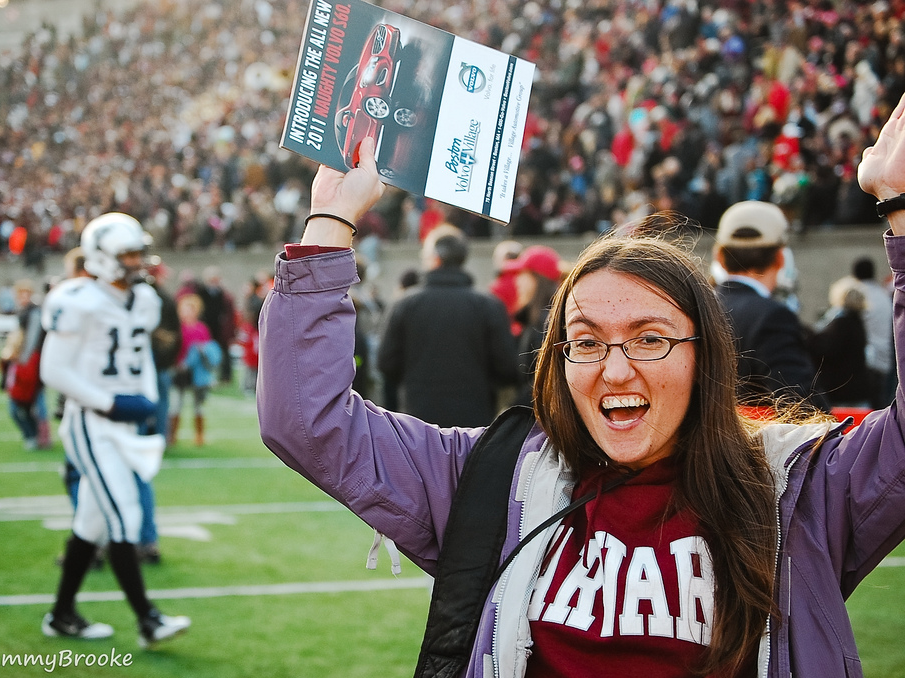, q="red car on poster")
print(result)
[334,23,417,173]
